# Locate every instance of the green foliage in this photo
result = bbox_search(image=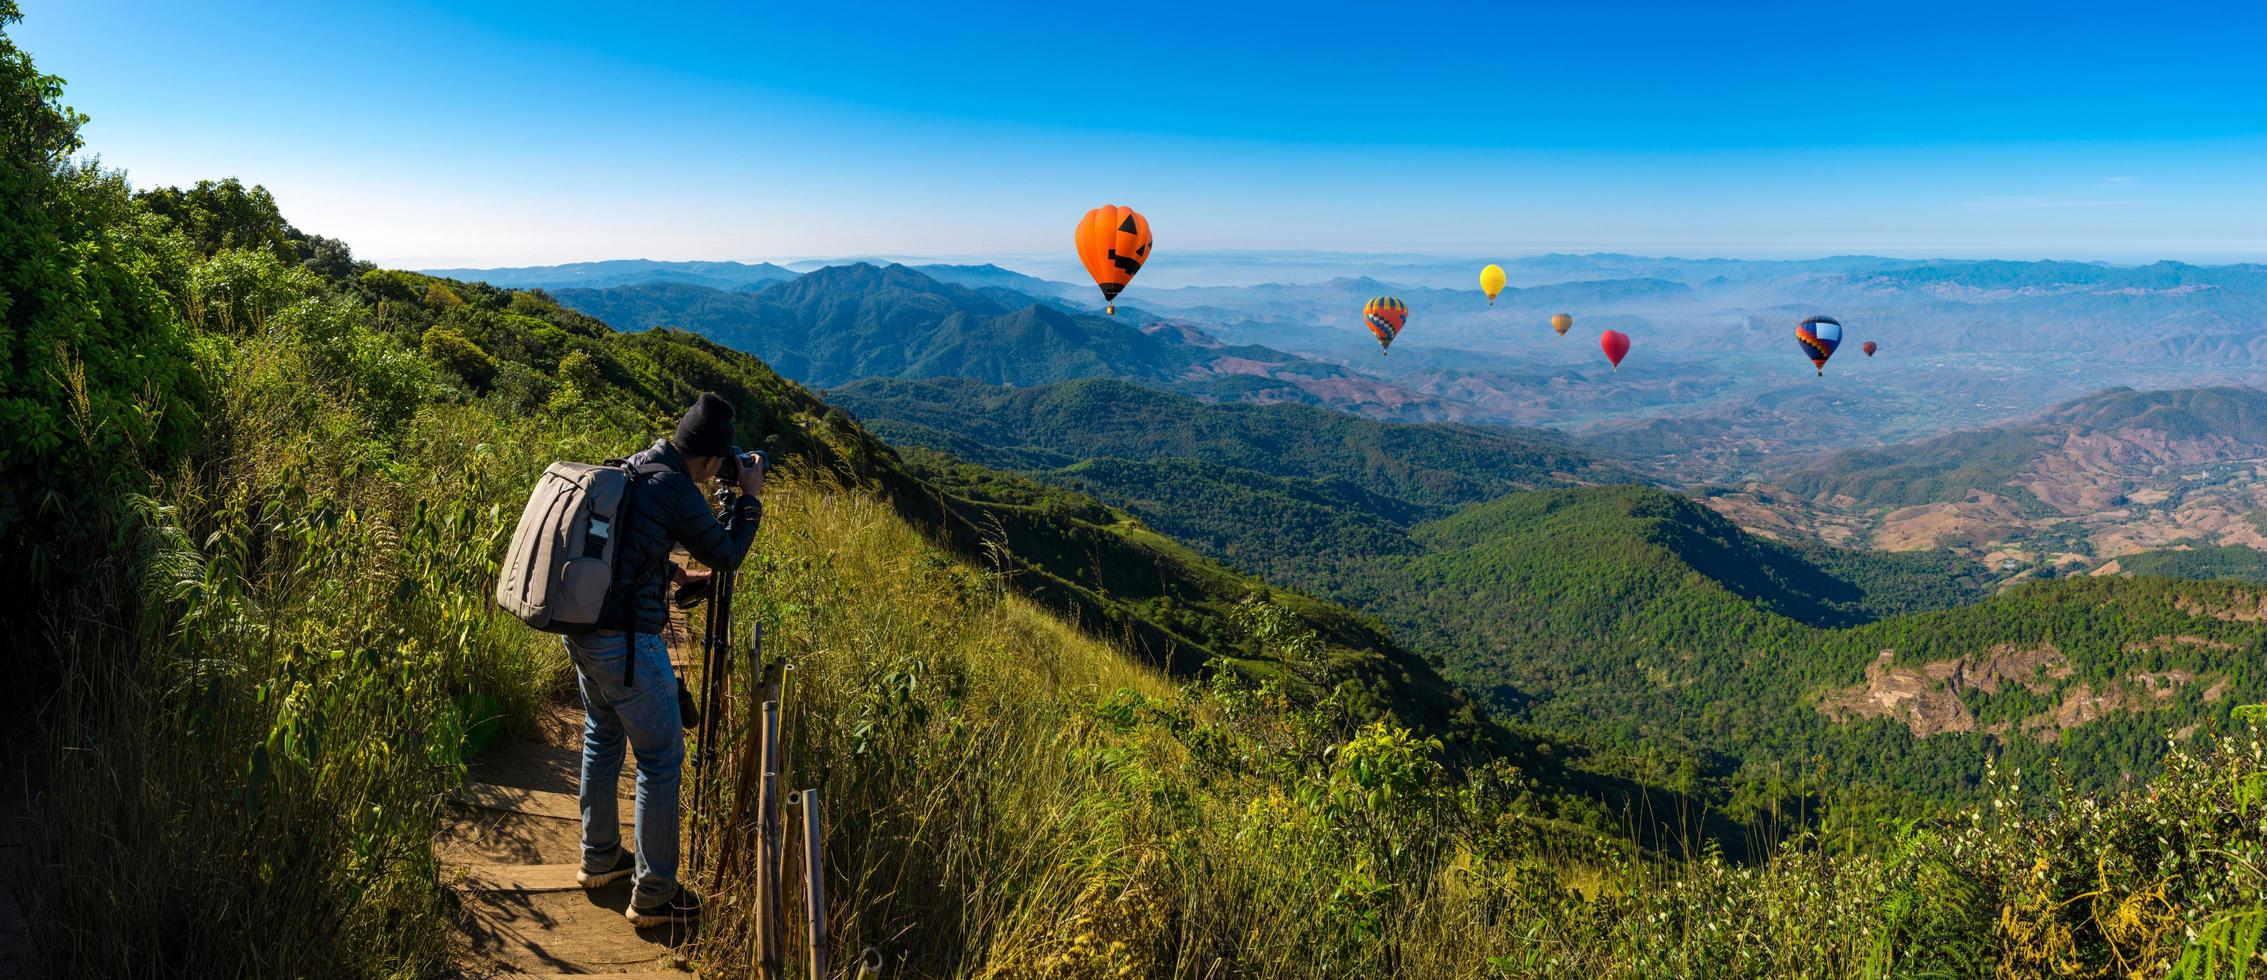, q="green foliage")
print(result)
[555,347,603,395]
[419,323,496,388]
[185,246,322,333]
[2118,545,2267,586]
[136,177,295,262]
[0,6,200,587]
[422,280,463,311]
